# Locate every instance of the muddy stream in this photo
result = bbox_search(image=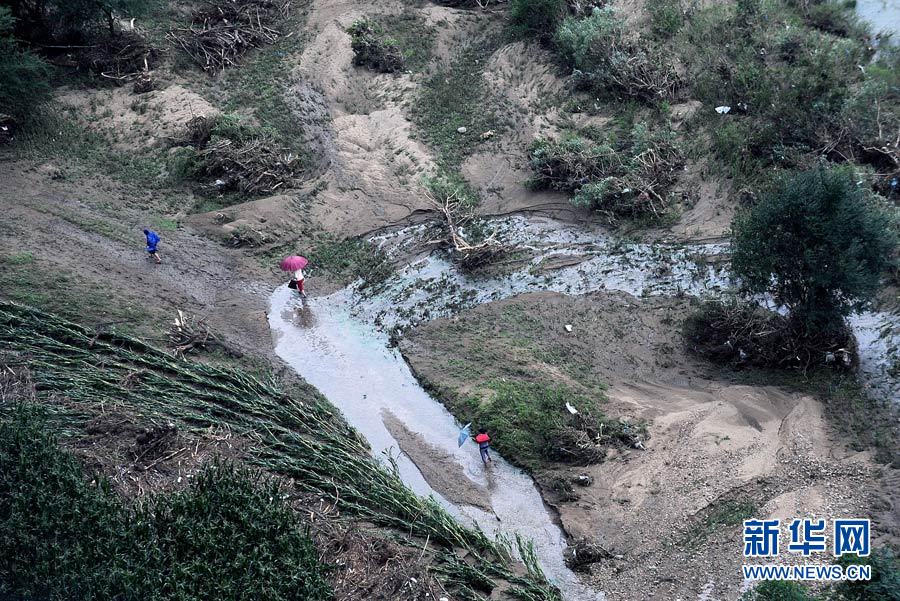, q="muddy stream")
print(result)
[268,216,897,601]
